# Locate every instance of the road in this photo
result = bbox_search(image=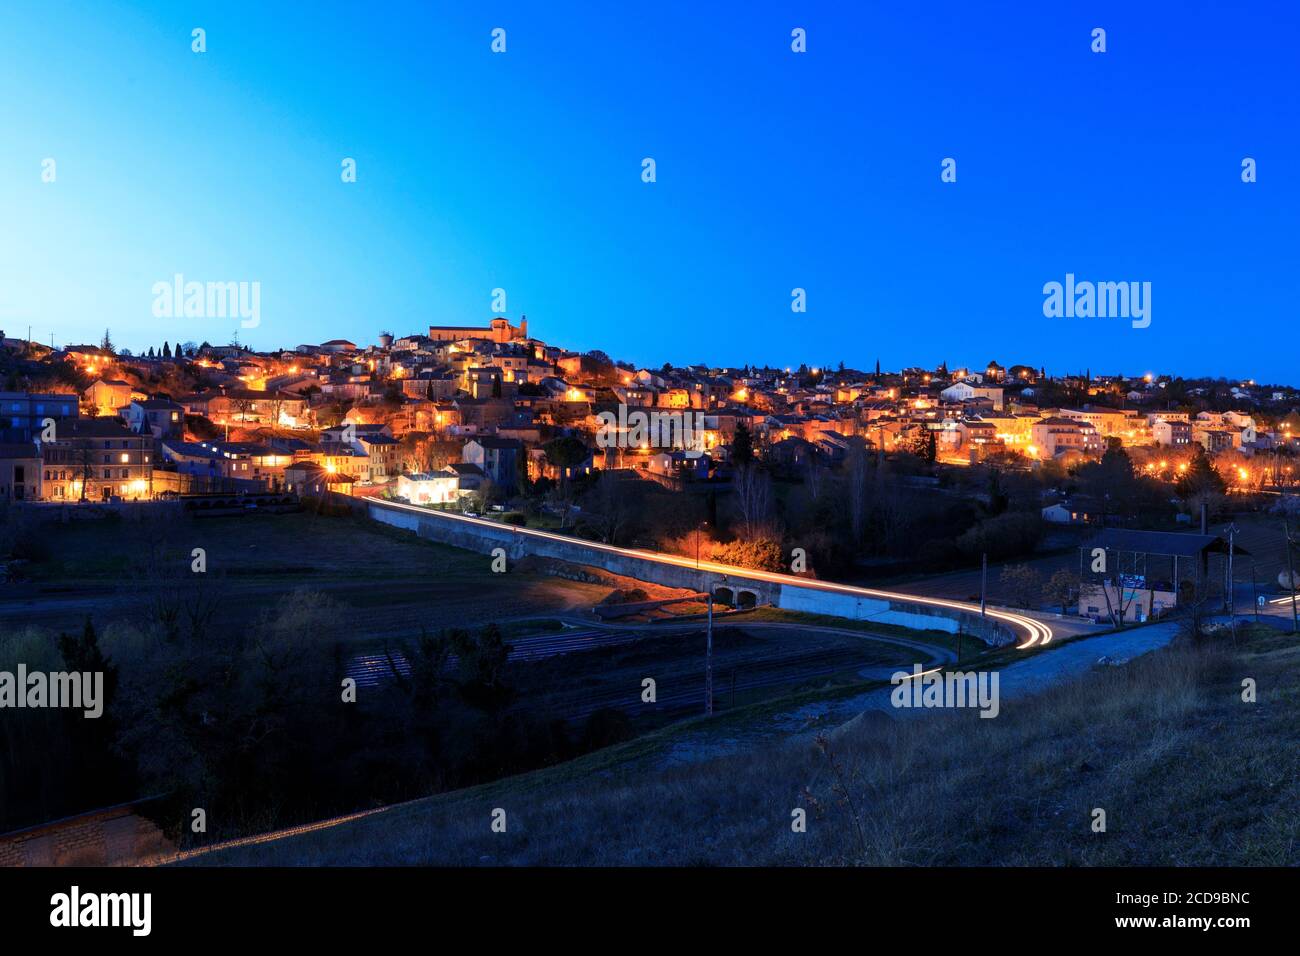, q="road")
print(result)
[371,501,1060,649]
